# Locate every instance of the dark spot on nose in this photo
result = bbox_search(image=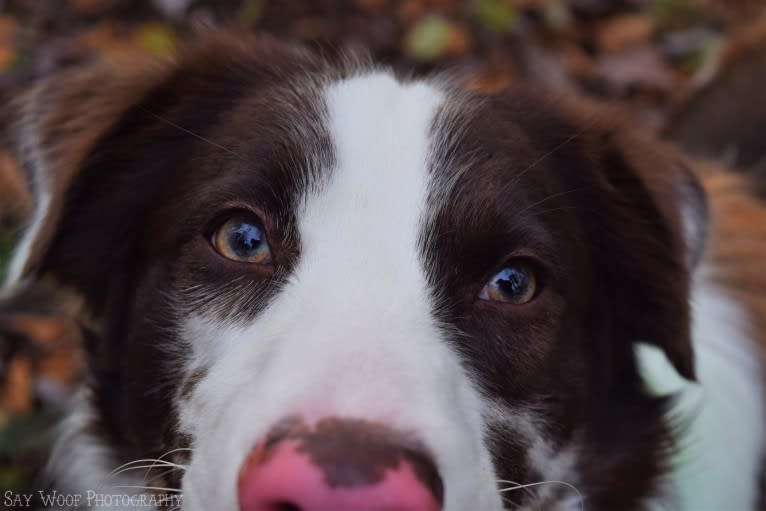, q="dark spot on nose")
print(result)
[297,417,442,499]
[238,416,444,511]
